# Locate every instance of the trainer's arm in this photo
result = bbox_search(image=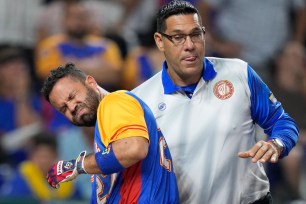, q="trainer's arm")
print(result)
[84,136,149,174]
